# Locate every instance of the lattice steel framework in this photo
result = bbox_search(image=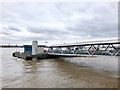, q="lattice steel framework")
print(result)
[47,42,120,56]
